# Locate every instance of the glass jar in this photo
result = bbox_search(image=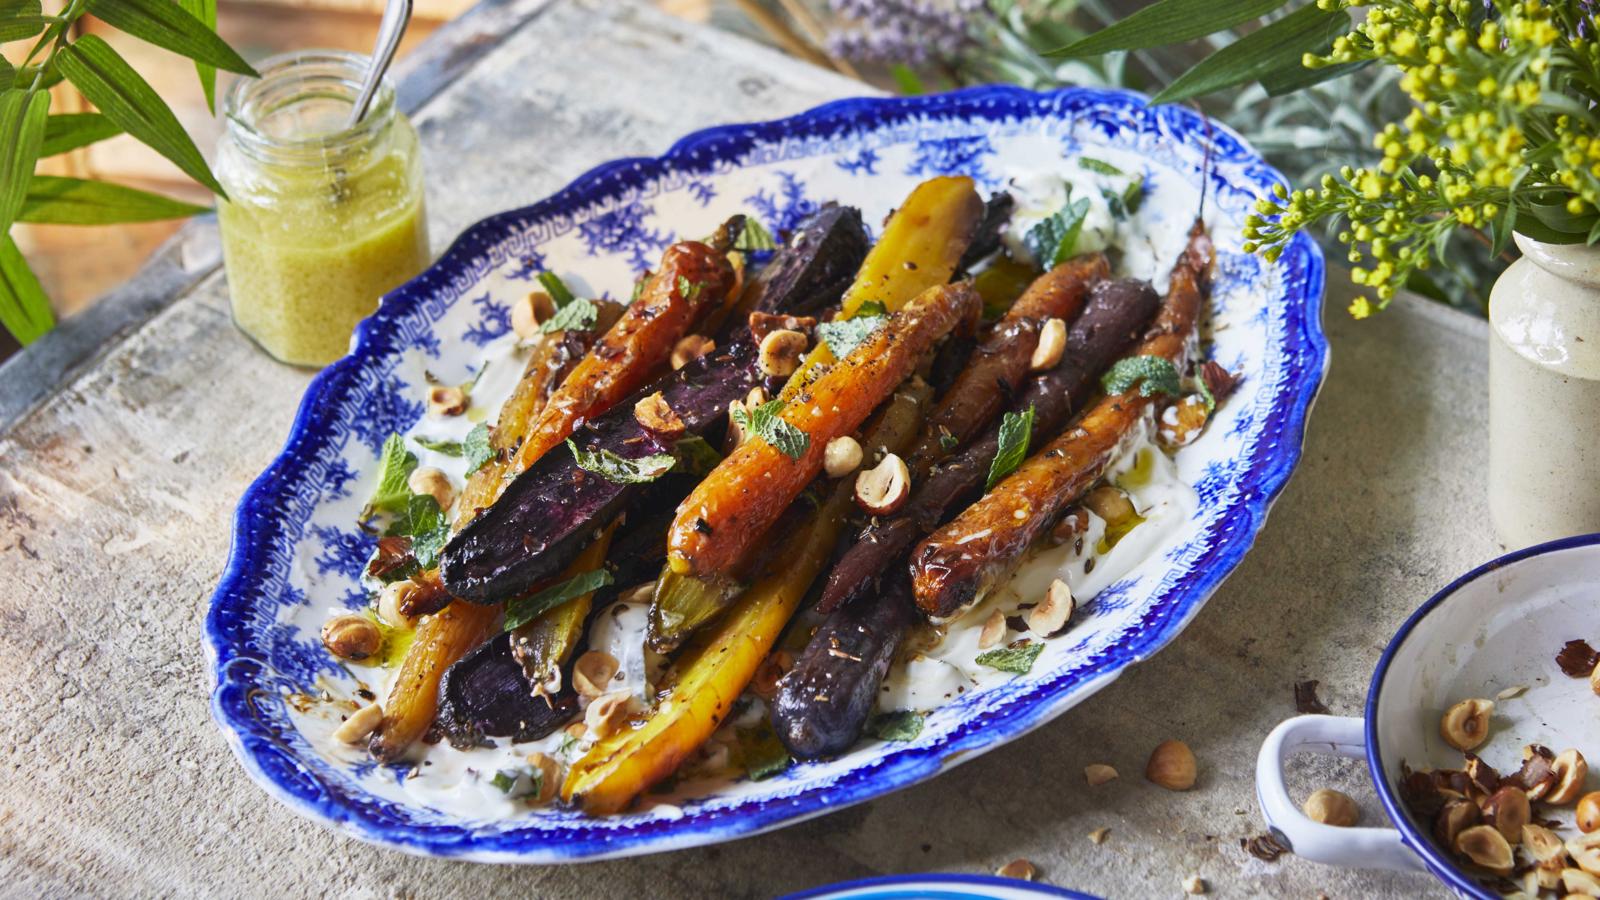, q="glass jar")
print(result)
[216,50,430,367]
